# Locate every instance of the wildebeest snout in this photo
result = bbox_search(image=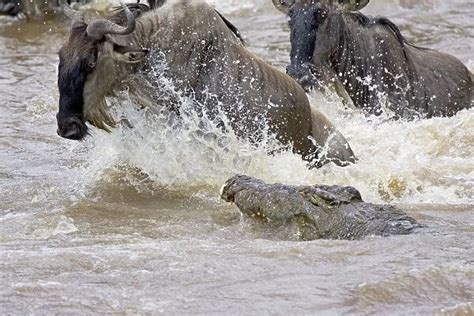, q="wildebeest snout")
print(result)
[56,114,88,140]
[286,63,317,91]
